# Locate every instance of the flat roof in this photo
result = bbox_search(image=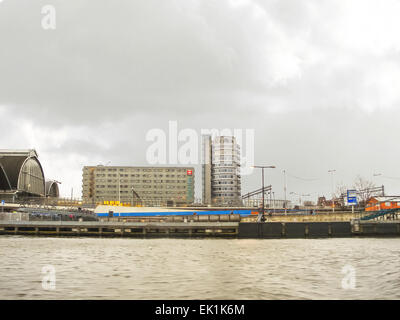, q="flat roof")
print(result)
[371,196,400,202]
[84,165,195,169]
